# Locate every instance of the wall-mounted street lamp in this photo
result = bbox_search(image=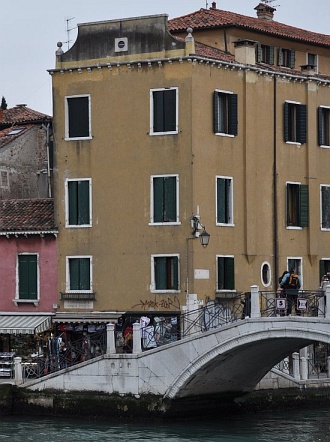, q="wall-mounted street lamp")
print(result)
[186,214,210,298]
[191,215,210,248]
